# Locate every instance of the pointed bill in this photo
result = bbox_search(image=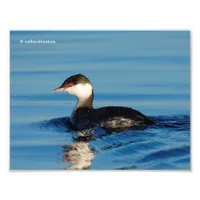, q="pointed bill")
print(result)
[52,87,65,93]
